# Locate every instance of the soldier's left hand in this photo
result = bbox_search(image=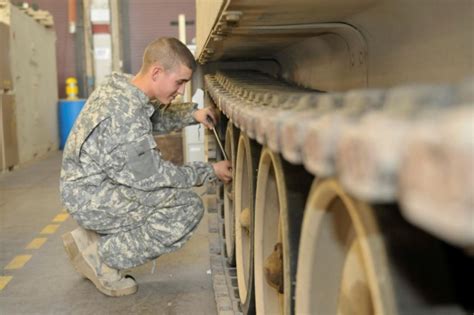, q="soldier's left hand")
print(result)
[213,160,232,183]
[193,107,217,129]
